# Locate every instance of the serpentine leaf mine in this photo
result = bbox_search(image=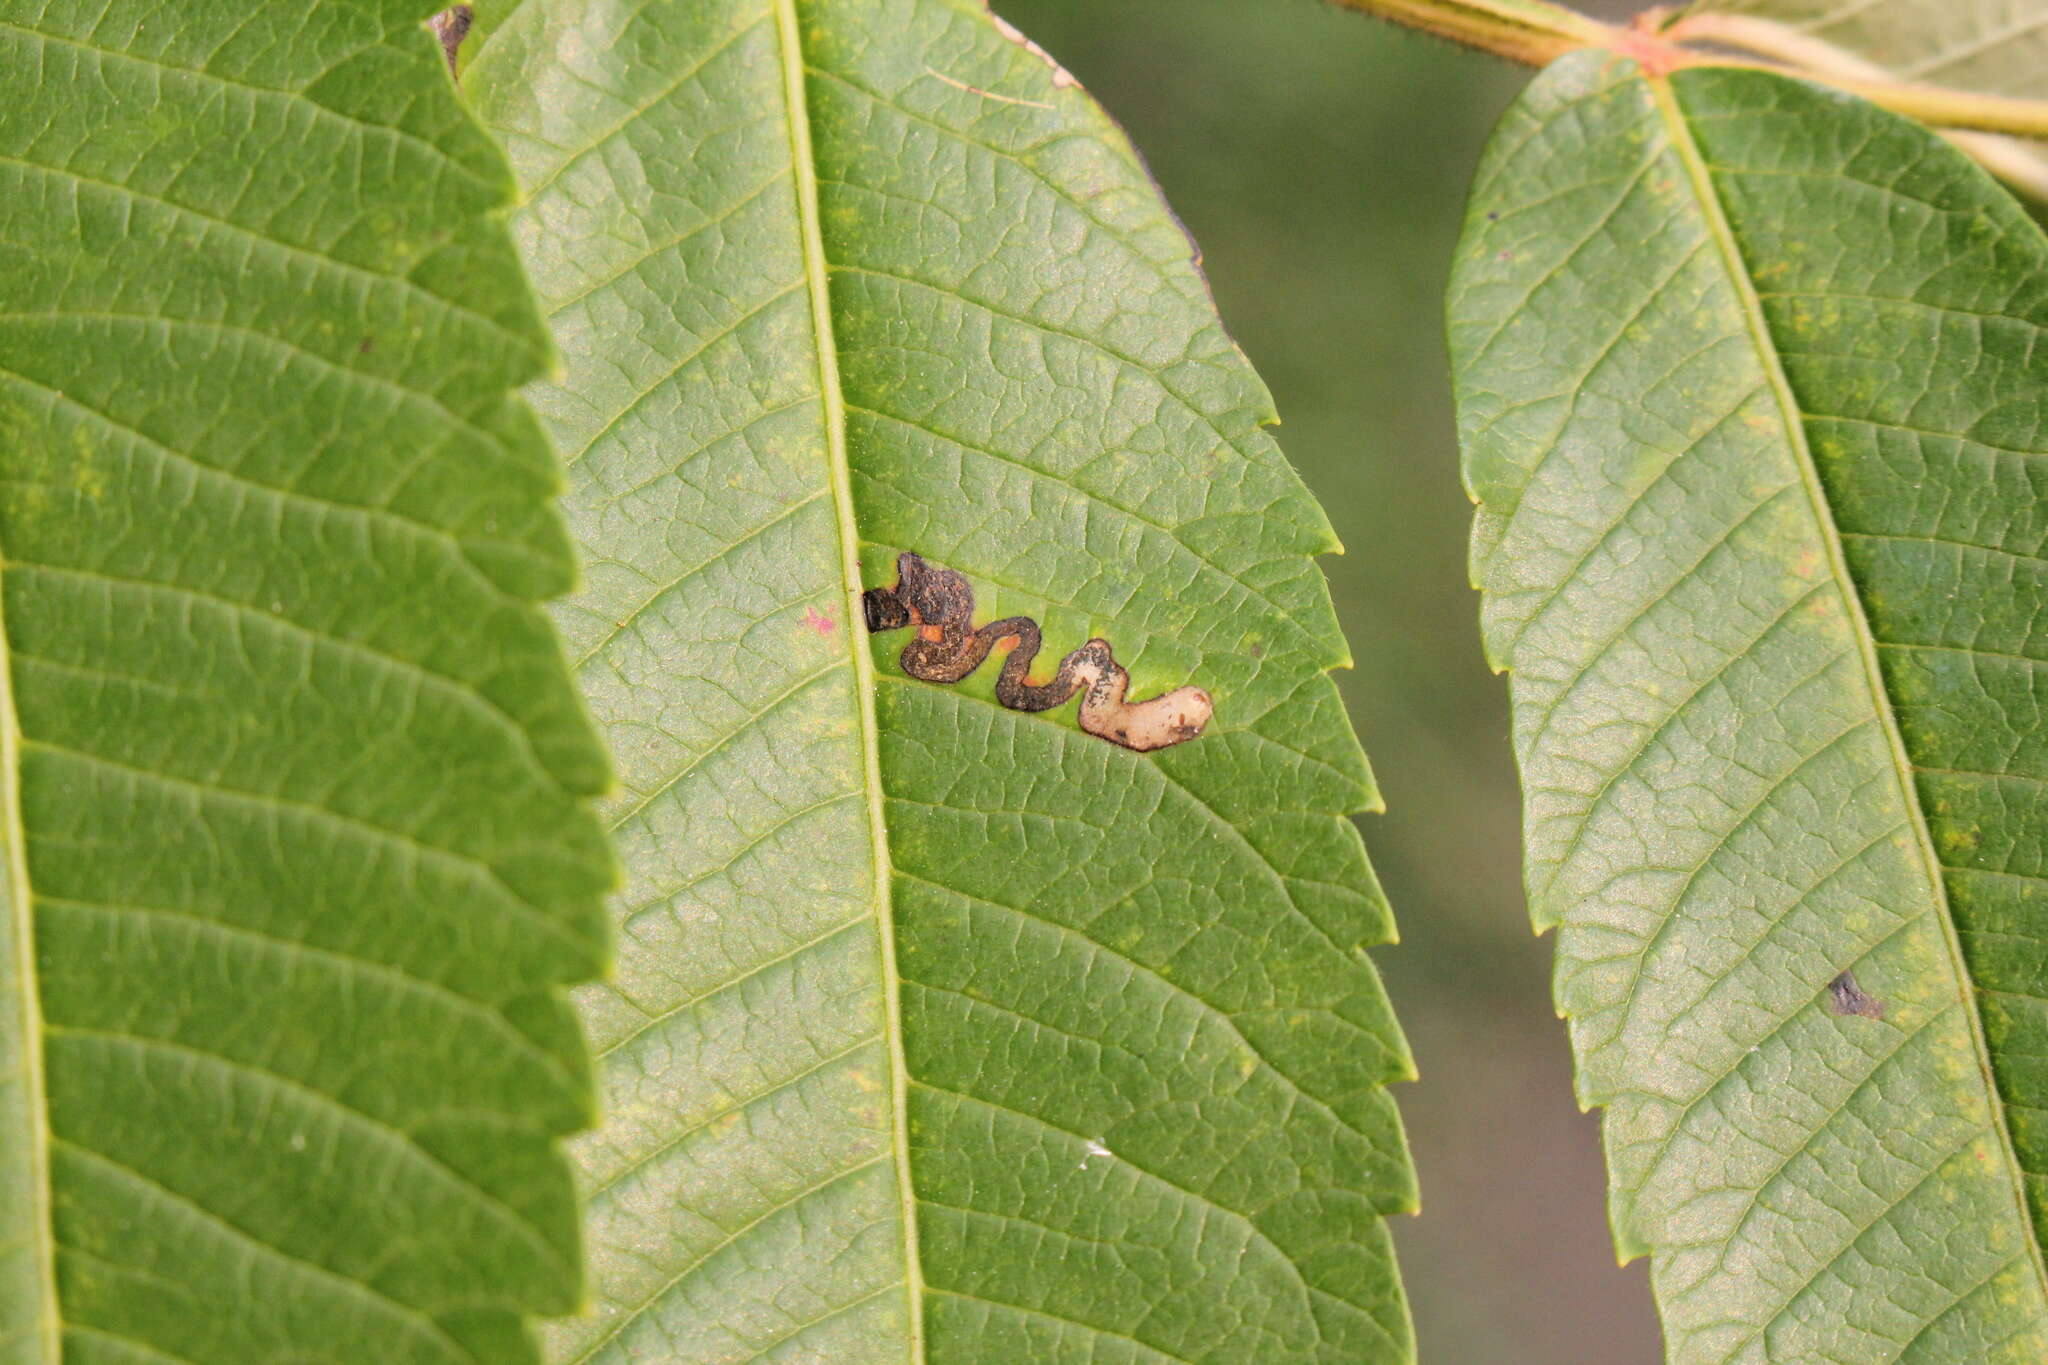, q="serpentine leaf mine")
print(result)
[862,551,1213,752]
